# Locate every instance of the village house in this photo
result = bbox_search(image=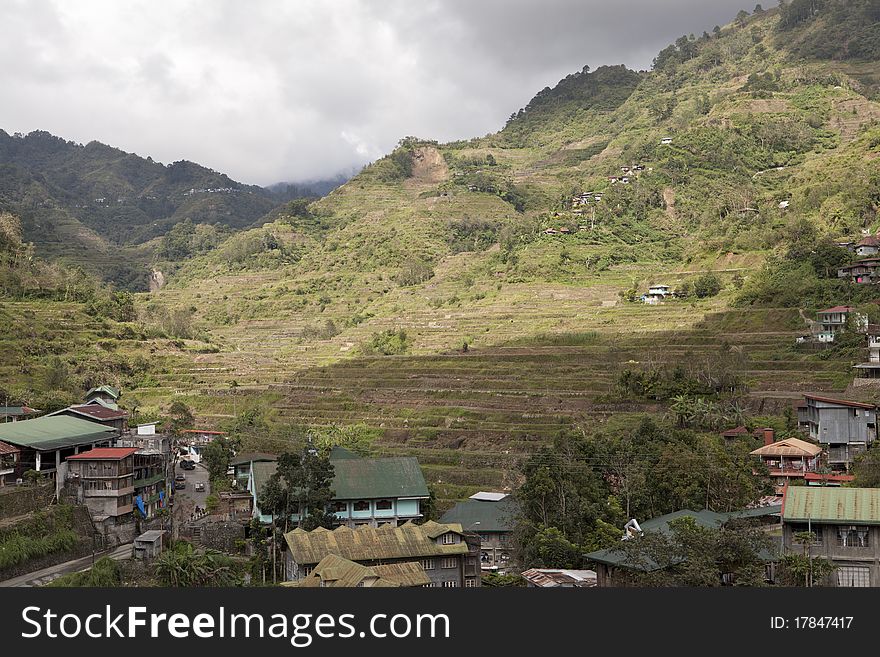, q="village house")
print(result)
[65,447,138,526]
[178,428,227,463]
[855,235,880,258]
[85,385,121,408]
[814,306,864,342]
[47,403,129,432]
[281,554,431,588]
[643,284,671,305]
[247,447,431,528]
[283,521,481,587]
[0,405,40,422]
[117,424,172,519]
[853,325,880,379]
[750,435,824,495]
[521,568,597,588]
[440,492,518,574]
[0,415,118,492]
[837,258,880,284]
[584,506,781,587]
[133,529,167,560]
[797,394,877,470]
[0,441,20,486]
[781,487,880,587]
